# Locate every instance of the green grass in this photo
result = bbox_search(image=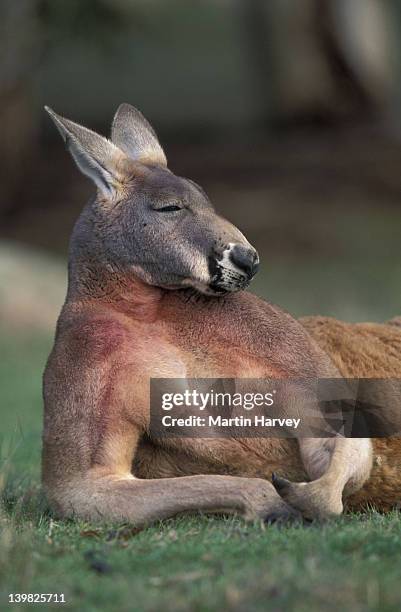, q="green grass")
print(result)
[1,329,401,612]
